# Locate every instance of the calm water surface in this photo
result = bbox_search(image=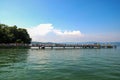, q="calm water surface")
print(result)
[0,47,120,80]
